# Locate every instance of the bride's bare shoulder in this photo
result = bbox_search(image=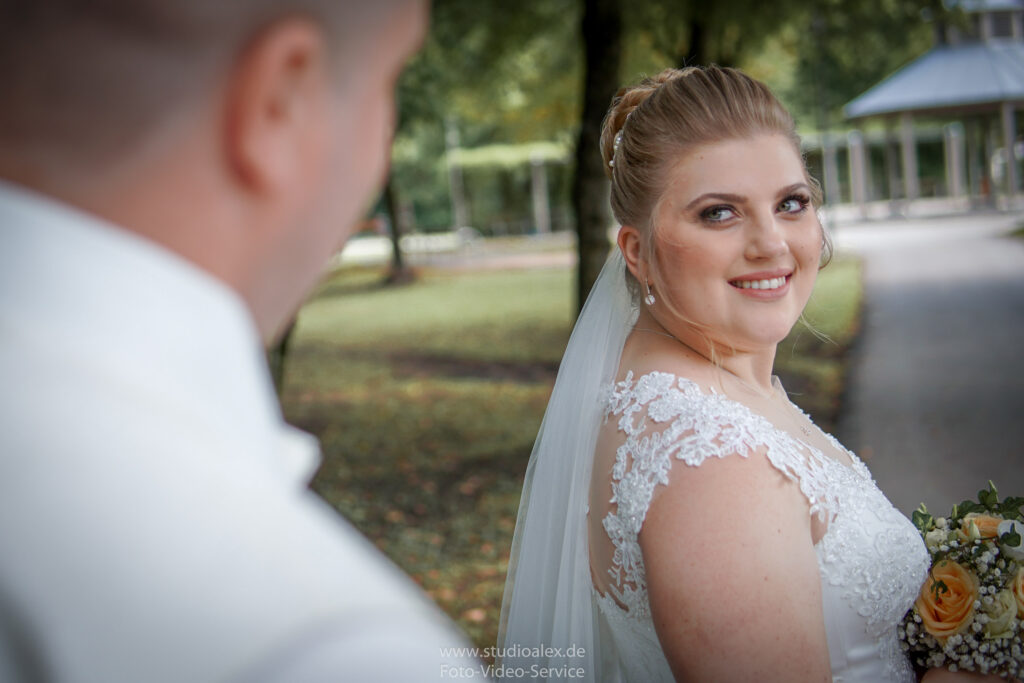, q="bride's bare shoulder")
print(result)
[640,440,826,681]
[615,331,719,389]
